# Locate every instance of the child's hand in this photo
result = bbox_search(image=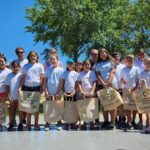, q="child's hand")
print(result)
[70,90,75,97]
[141,79,146,88]
[121,78,127,84]
[55,94,61,100]
[106,82,112,87]
[81,90,85,97]
[89,91,94,97]
[45,93,50,101]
